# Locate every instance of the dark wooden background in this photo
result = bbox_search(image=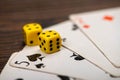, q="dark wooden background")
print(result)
[0,0,120,73]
